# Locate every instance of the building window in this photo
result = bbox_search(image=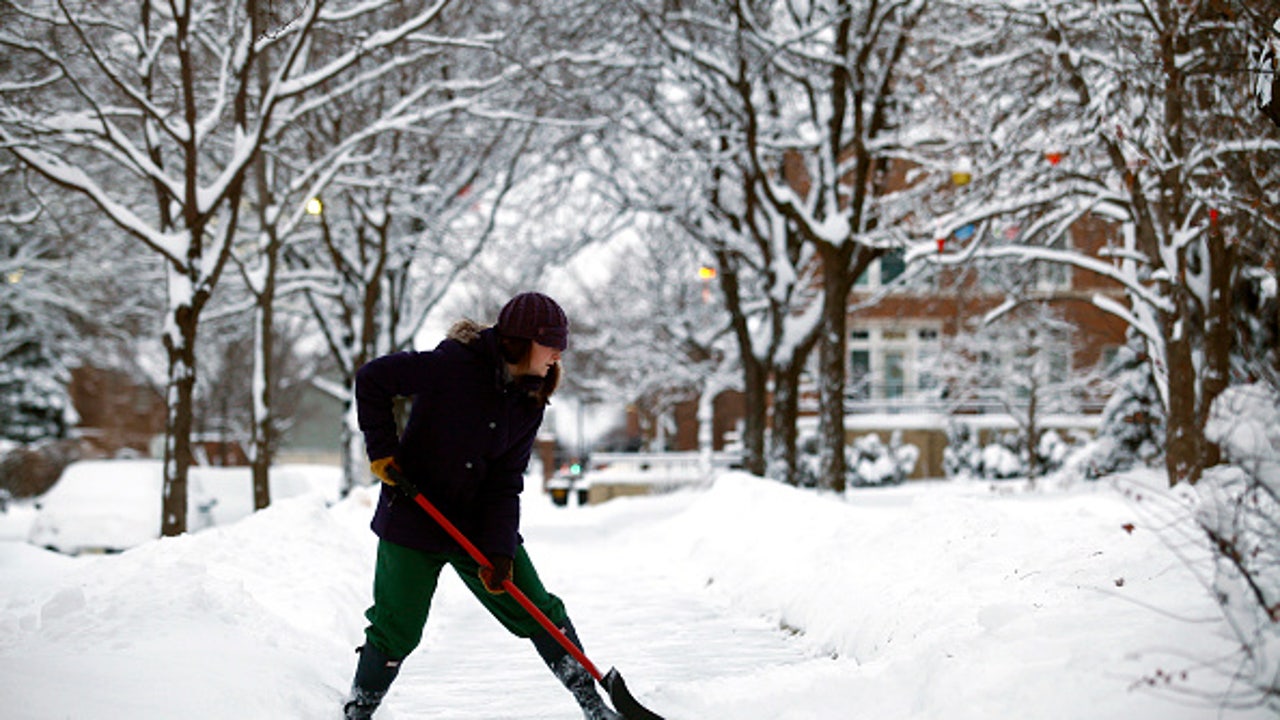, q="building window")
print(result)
[849,350,871,400]
[855,249,908,288]
[1035,260,1071,290]
[847,324,942,405]
[881,250,906,284]
[884,351,905,398]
